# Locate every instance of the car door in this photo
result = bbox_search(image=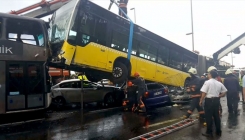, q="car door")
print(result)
[81,81,99,103]
[59,81,80,103]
